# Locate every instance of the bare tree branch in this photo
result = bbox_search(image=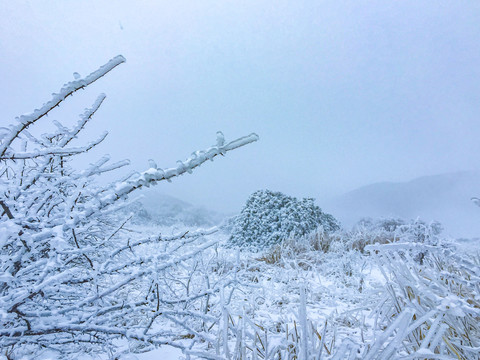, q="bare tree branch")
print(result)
[0,200,14,219]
